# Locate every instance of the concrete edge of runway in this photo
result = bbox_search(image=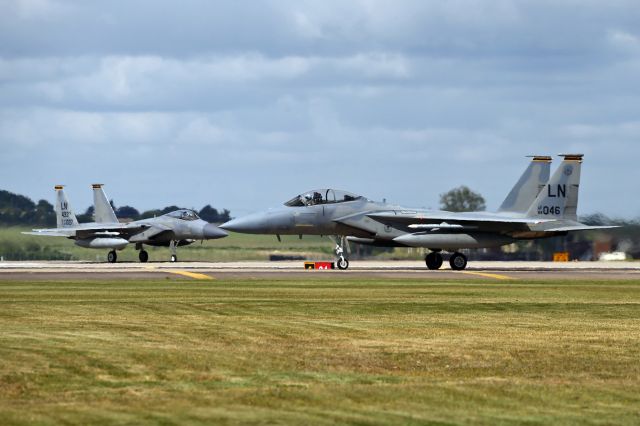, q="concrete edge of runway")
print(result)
[0,260,640,273]
[0,260,639,271]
